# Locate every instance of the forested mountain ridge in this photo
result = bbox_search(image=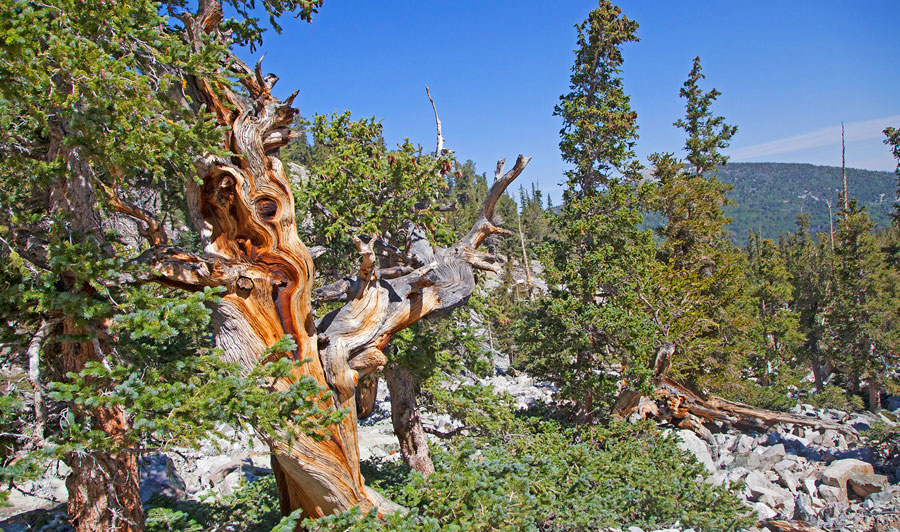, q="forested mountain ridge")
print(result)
[716,162,895,242]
